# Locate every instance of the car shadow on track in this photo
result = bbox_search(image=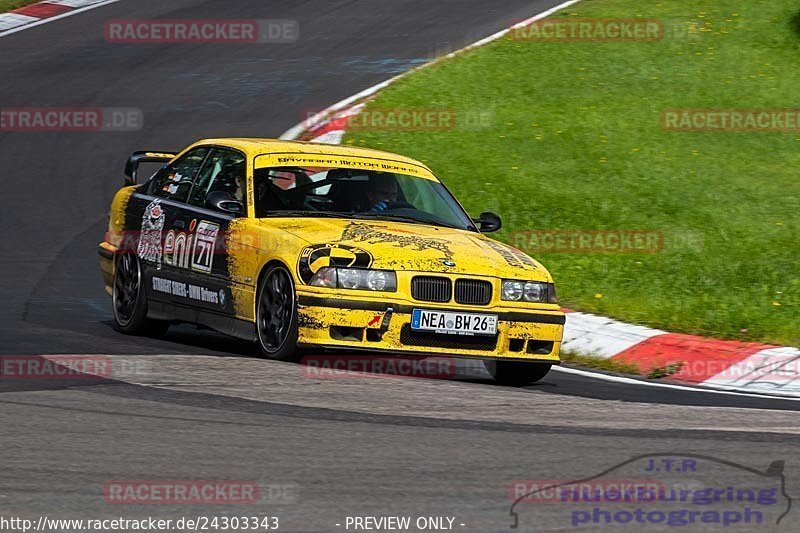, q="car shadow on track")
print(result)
[103,320,523,385]
[141,322,262,358]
